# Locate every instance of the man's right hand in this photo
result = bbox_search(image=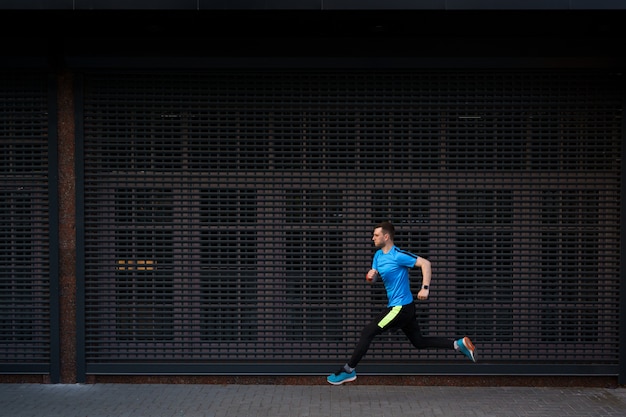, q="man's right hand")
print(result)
[366,269,380,283]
